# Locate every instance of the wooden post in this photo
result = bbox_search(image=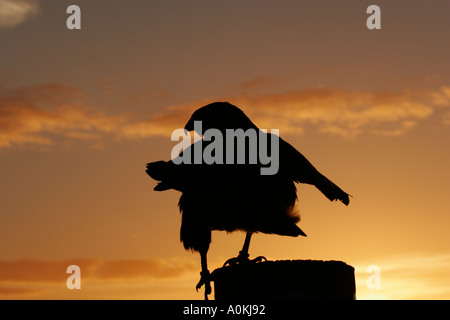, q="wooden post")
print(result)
[211,260,356,300]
